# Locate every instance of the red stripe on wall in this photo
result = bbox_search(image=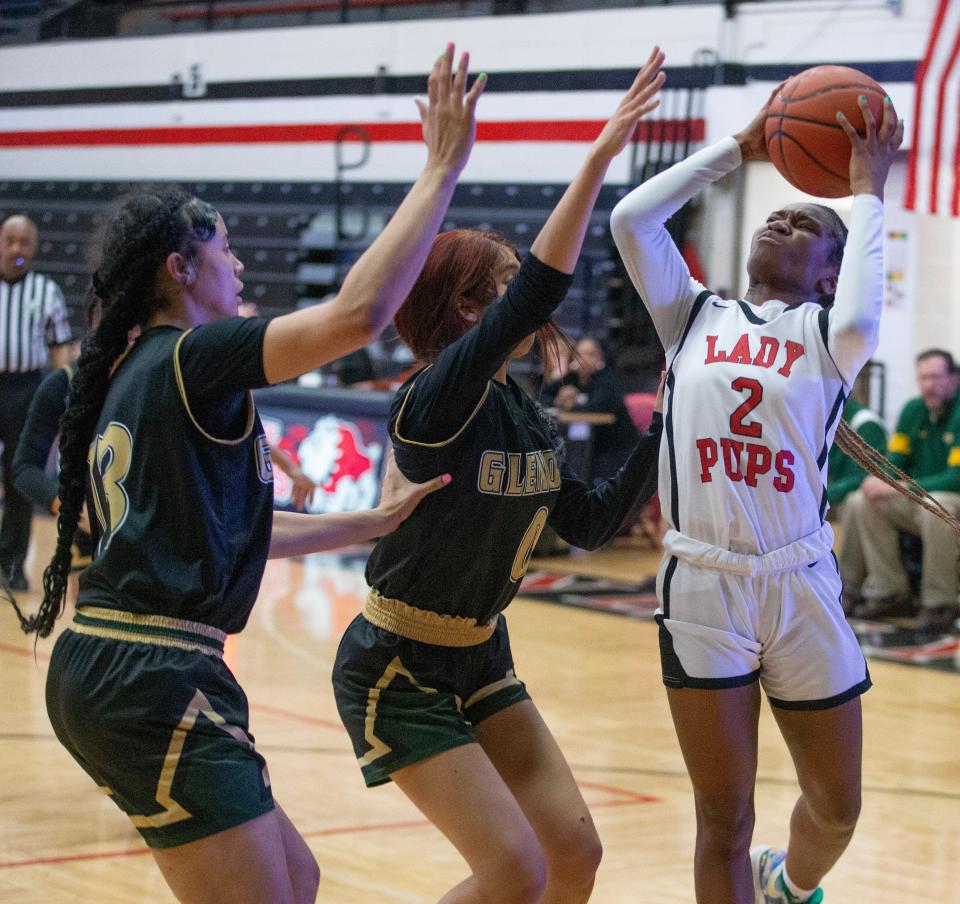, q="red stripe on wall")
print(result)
[953,90,960,216]
[0,119,705,148]
[905,0,951,210]
[928,26,960,214]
